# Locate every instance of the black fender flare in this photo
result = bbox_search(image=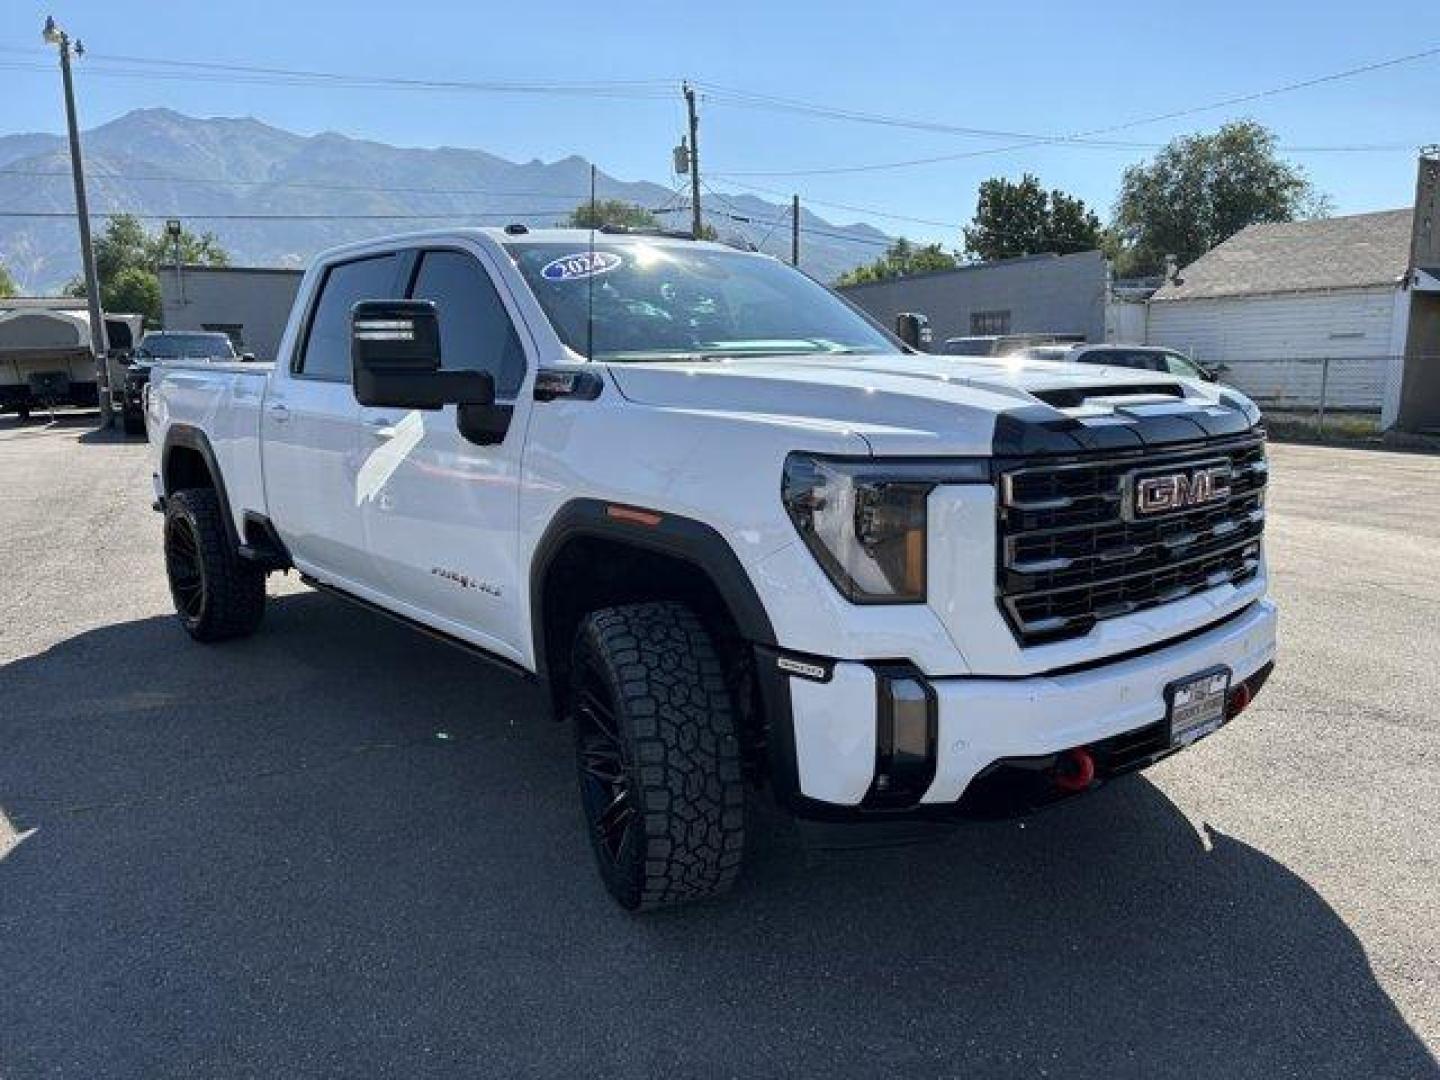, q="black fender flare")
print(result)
[528,498,777,684]
[161,424,241,550]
